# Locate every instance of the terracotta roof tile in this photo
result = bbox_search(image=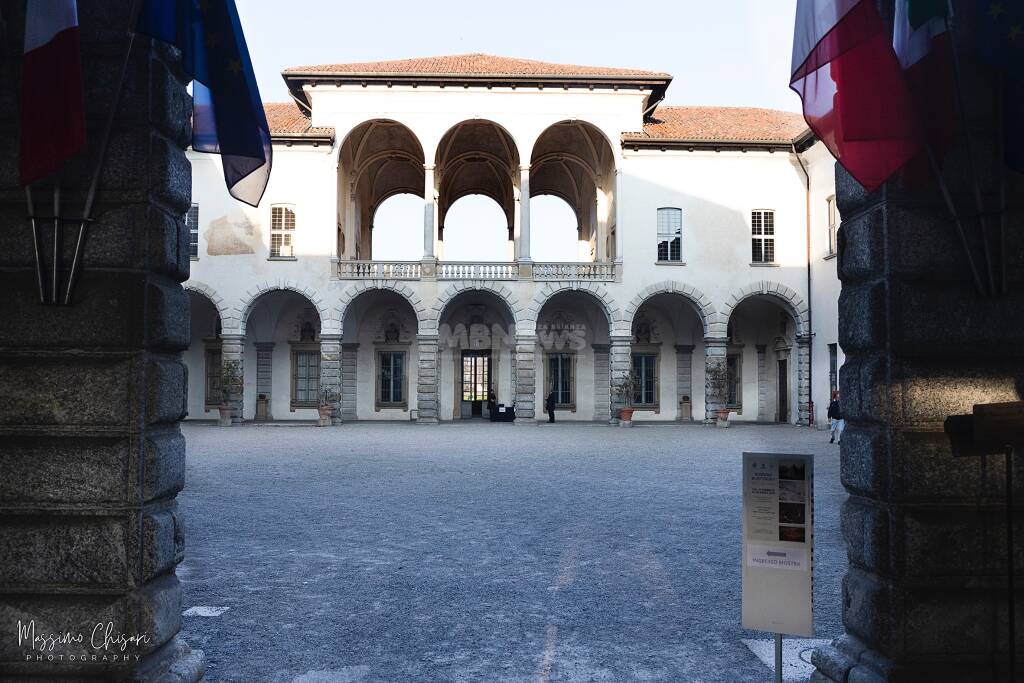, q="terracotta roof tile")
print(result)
[263,102,333,137]
[283,53,670,79]
[624,106,809,144]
